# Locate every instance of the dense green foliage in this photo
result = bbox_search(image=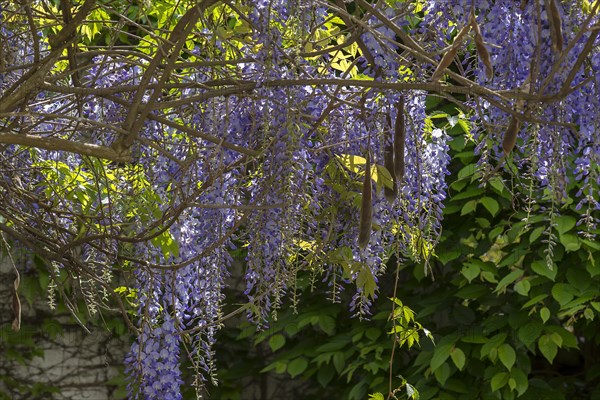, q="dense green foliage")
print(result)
[209,104,600,400]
